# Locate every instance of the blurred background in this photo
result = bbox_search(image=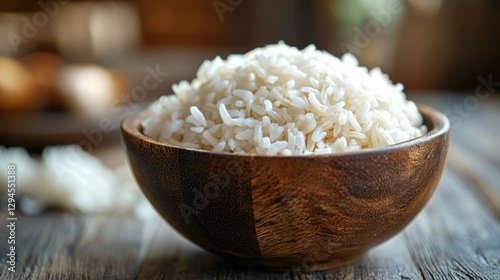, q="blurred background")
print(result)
[0,0,499,149]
